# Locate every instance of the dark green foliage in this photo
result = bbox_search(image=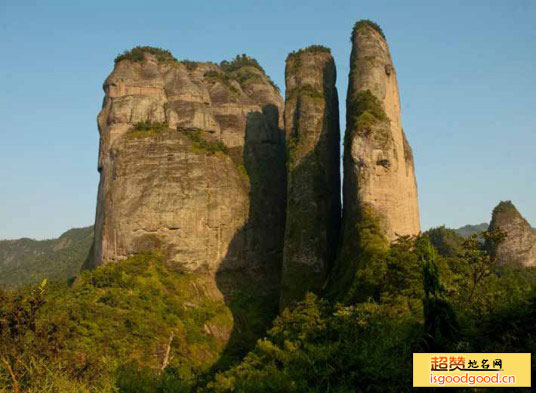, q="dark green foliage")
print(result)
[219,54,279,92]
[345,90,388,148]
[116,364,191,393]
[0,226,93,288]
[2,225,535,392]
[183,129,228,155]
[421,247,459,351]
[328,207,389,304]
[286,84,323,101]
[211,229,536,392]
[219,54,266,74]
[352,20,385,41]
[0,254,235,391]
[115,46,177,64]
[286,45,331,61]
[425,225,465,257]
